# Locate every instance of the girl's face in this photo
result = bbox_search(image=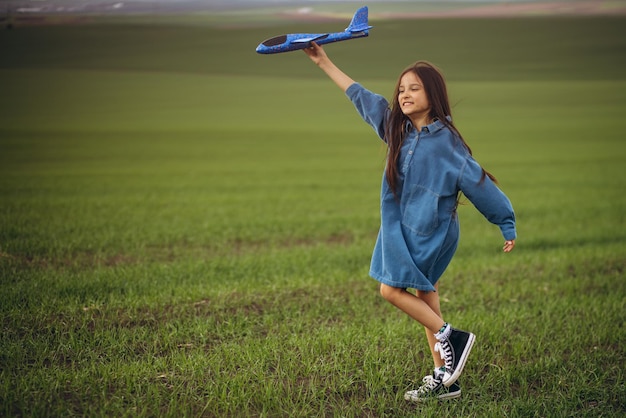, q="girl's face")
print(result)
[398,71,431,121]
